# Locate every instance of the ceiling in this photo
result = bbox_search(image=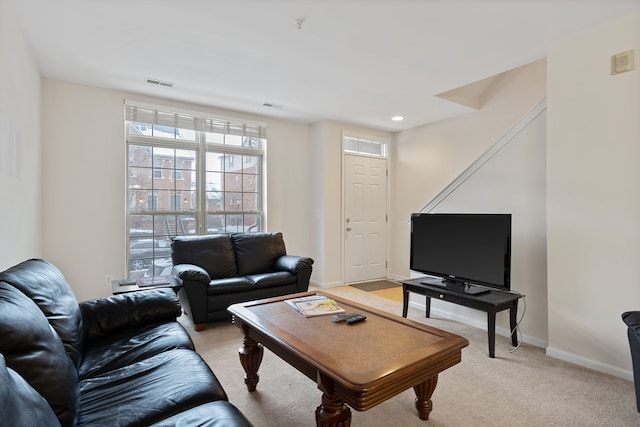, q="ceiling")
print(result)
[10,0,640,132]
